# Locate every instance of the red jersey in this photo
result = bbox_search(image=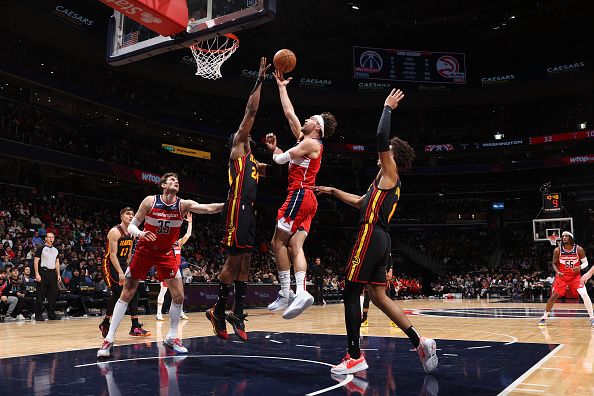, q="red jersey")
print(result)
[173,241,182,266]
[287,138,323,191]
[138,195,183,251]
[558,244,580,277]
